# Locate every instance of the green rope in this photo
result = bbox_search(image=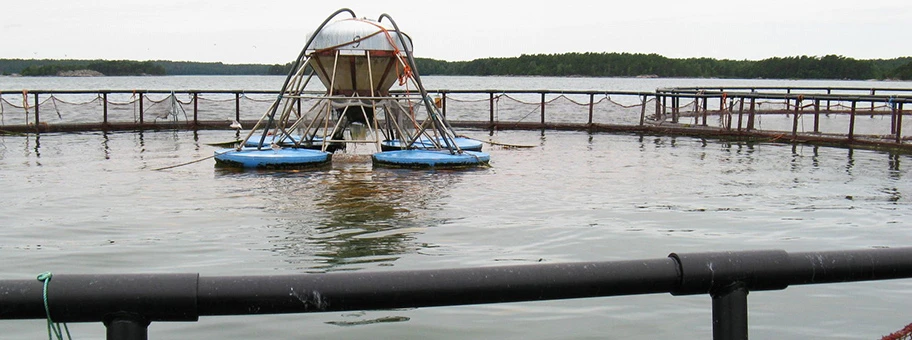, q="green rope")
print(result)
[36,272,72,340]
